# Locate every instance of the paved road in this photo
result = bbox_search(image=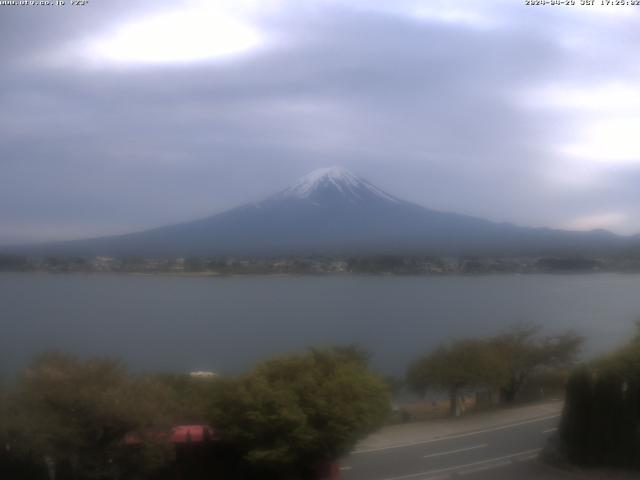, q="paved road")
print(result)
[340,413,561,480]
